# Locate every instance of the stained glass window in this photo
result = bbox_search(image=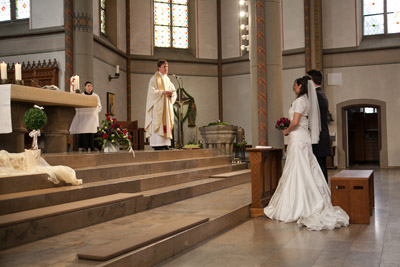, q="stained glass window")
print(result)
[154,0,188,49]
[364,0,400,35]
[0,0,31,22]
[16,0,29,19]
[0,0,11,22]
[100,0,107,35]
